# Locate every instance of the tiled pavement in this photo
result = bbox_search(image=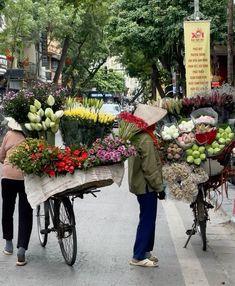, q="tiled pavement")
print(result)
[218,182,235,224]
